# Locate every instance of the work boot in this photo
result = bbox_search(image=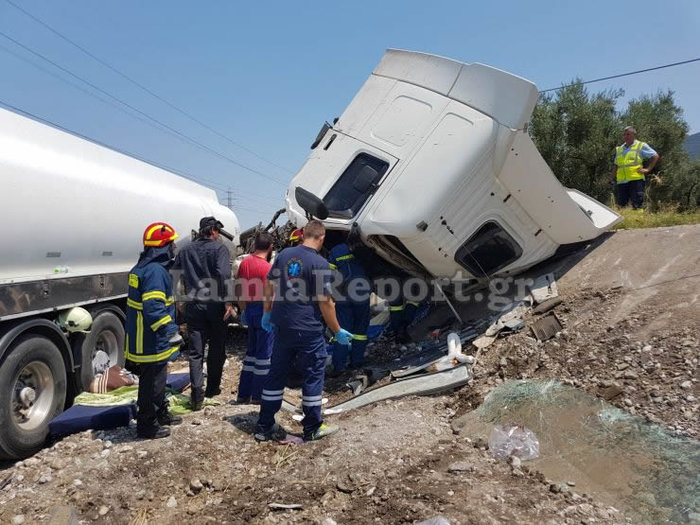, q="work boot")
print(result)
[190,397,203,411]
[158,412,183,426]
[254,423,283,442]
[205,387,222,398]
[327,368,345,379]
[137,426,171,440]
[304,423,339,442]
